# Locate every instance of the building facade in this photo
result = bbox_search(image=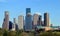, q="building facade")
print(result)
[25,8,32,31]
[38,15,42,26]
[18,15,24,30]
[44,13,50,27]
[33,14,39,29]
[33,13,42,28]
[12,18,16,31]
[2,11,9,30]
